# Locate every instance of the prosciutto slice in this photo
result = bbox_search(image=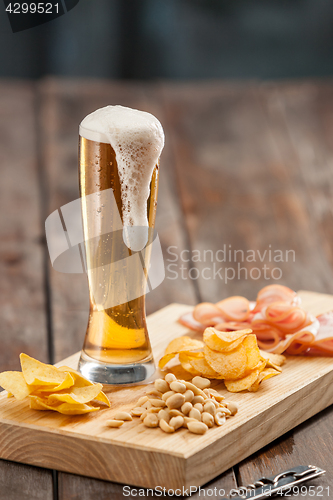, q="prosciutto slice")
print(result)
[178,284,333,356]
